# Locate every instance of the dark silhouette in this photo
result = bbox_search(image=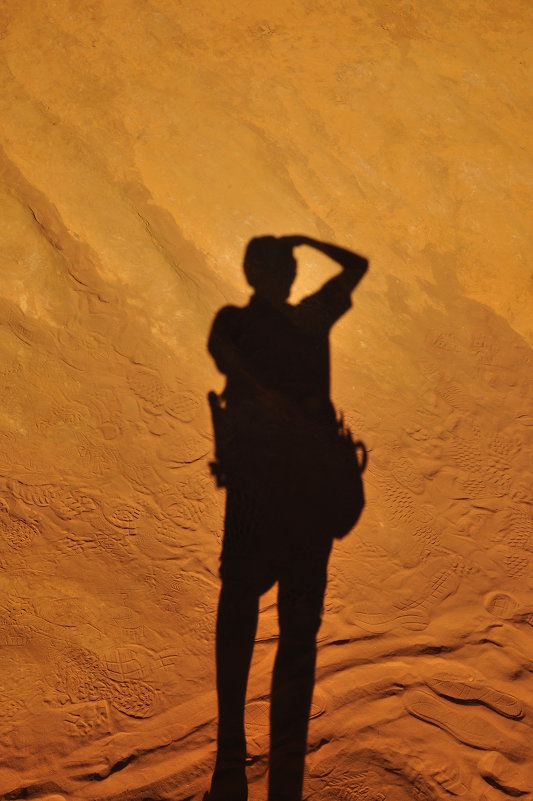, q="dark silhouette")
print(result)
[206,235,368,801]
